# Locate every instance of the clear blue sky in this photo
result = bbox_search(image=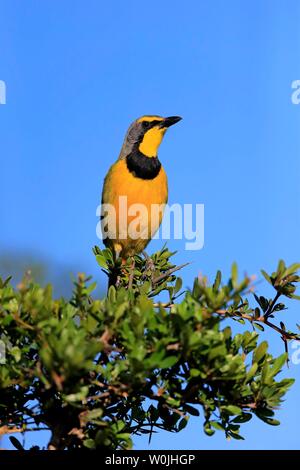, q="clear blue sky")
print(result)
[1,0,300,450]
